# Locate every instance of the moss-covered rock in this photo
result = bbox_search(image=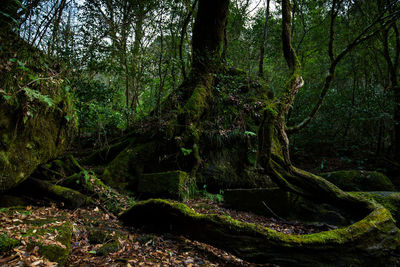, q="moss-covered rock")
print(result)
[87,228,113,244]
[319,170,395,192]
[0,233,20,252]
[0,31,76,193]
[95,241,121,256]
[350,191,400,226]
[1,206,73,265]
[25,221,73,266]
[120,199,400,266]
[138,171,189,200]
